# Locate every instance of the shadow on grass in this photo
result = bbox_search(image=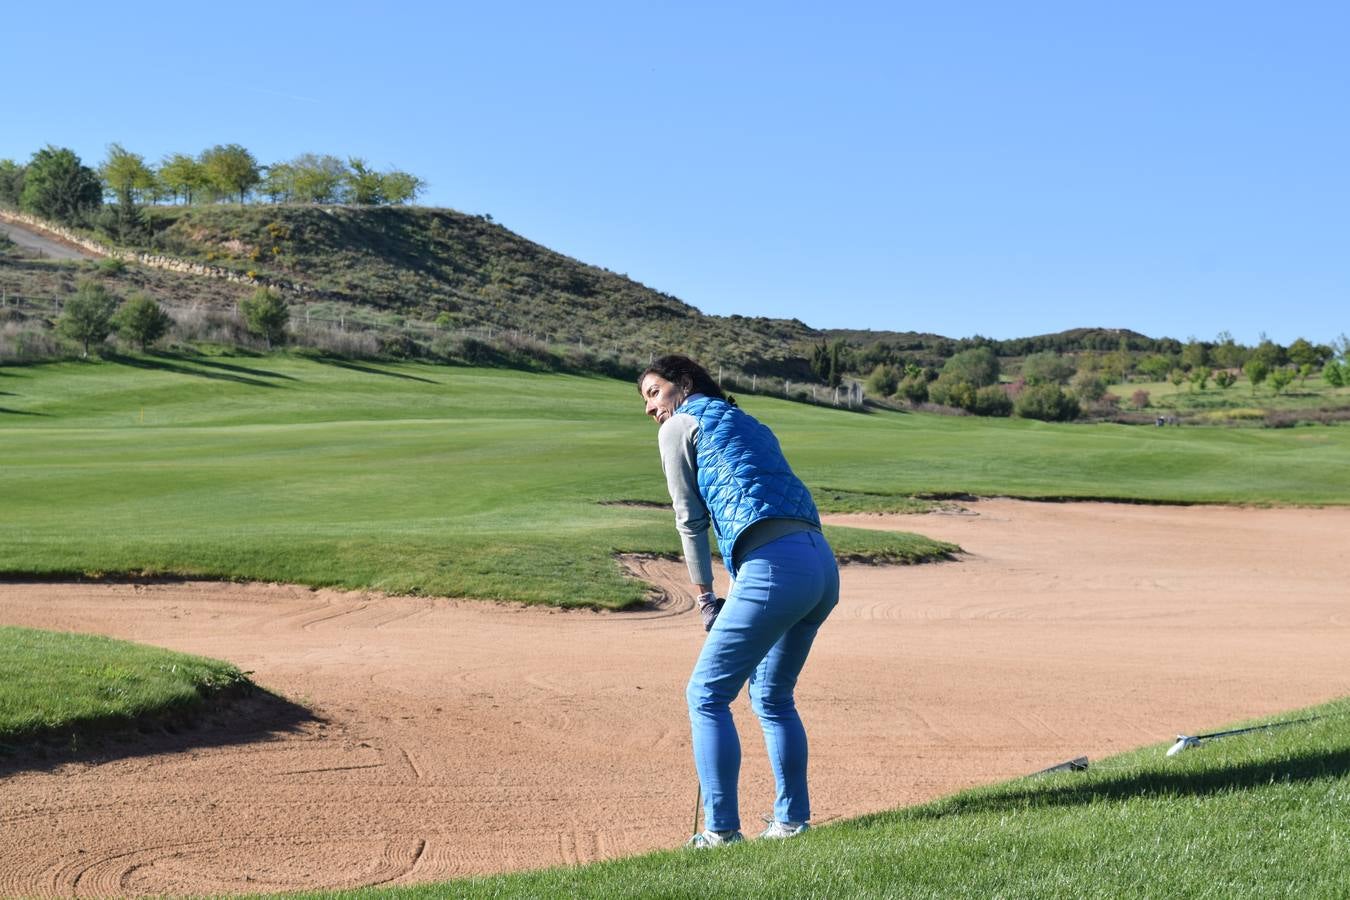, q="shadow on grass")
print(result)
[310,354,441,383]
[106,352,280,388]
[151,350,300,381]
[886,745,1350,825]
[0,406,45,416]
[0,683,319,776]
